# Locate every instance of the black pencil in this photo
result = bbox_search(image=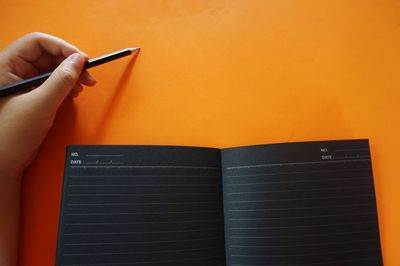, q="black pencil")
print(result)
[0,47,140,97]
